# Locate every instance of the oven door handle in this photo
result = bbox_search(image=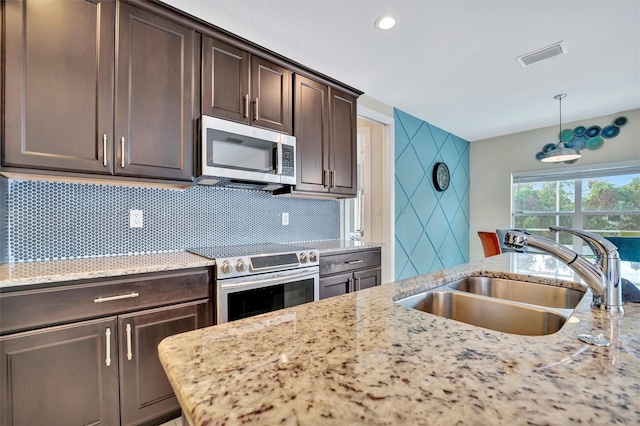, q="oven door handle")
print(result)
[219,268,319,292]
